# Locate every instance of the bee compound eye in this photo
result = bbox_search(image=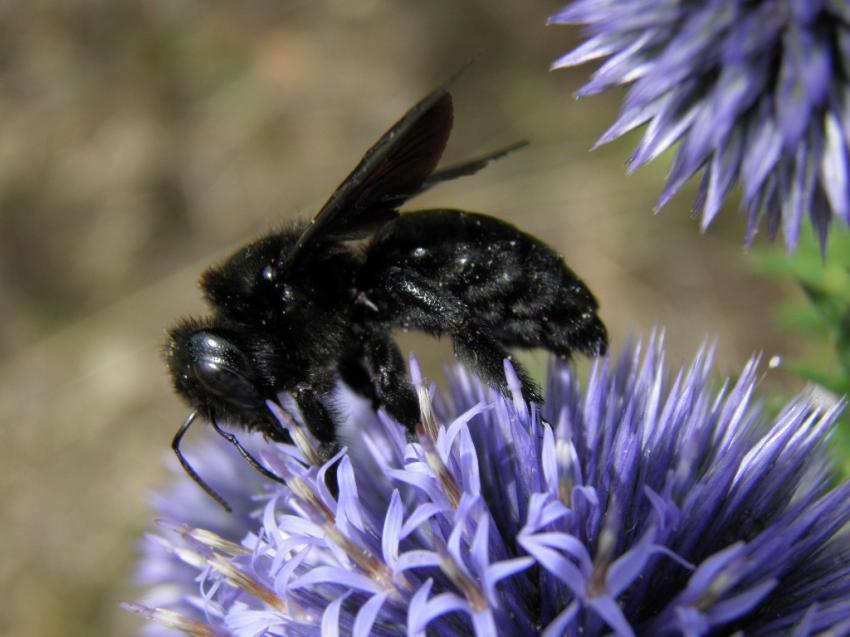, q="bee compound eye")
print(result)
[189,332,264,409]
